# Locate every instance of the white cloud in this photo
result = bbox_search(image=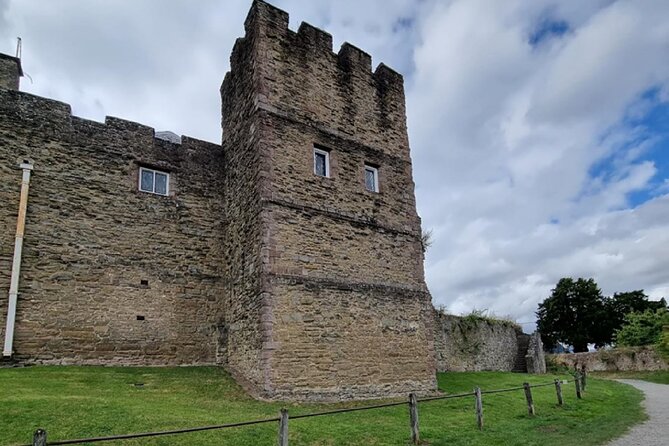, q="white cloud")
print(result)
[410,0,669,323]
